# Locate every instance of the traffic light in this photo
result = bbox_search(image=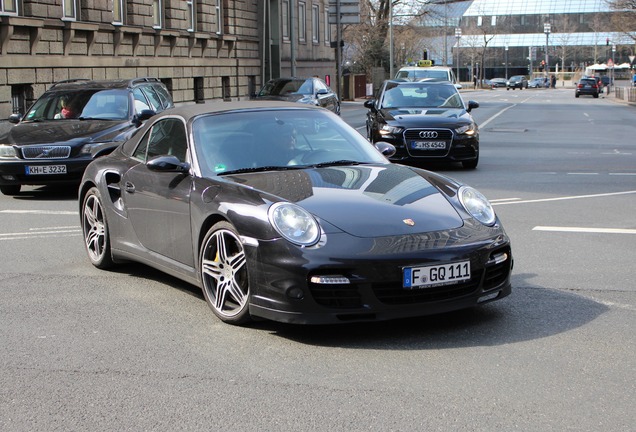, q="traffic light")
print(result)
[422,49,428,60]
[606,38,610,46]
